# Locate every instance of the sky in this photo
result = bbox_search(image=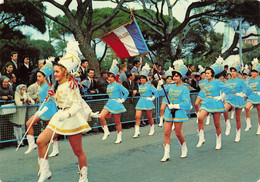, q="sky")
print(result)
[20,0,225,56]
